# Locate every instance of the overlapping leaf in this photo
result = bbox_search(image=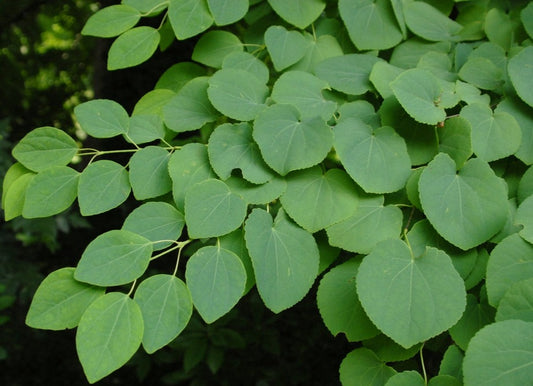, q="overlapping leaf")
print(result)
[267,0,325,29]
[129,146,172,199]
[264,26,308,72]
[108,27,160,70]
[81,5,140,38]
[168,0,213,40]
